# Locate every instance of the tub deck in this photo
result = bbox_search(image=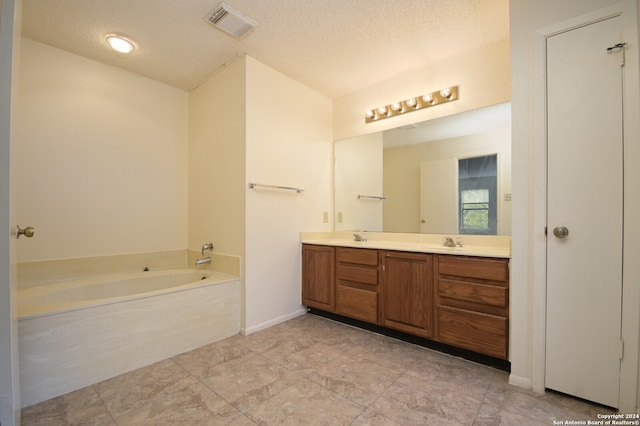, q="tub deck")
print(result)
[18,269,238,319]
